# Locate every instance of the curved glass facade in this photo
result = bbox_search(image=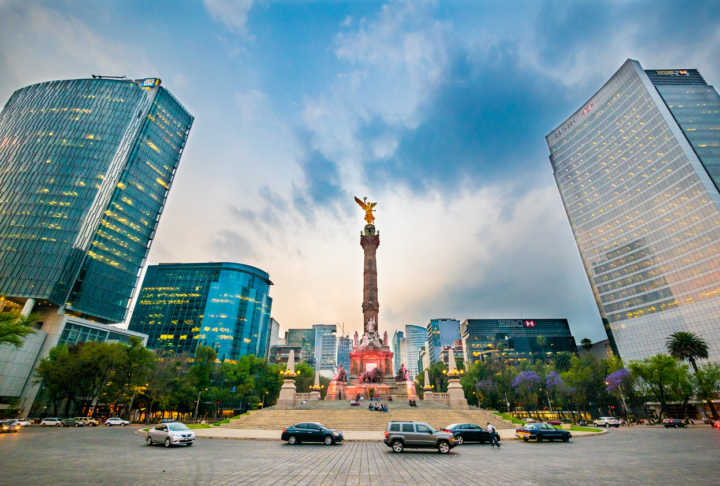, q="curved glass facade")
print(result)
[0,78,193,322]
[547,59,720,362]
[128,262,273,361]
